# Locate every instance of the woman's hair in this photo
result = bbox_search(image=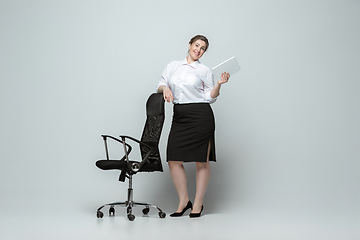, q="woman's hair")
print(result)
[189,35,209,51]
